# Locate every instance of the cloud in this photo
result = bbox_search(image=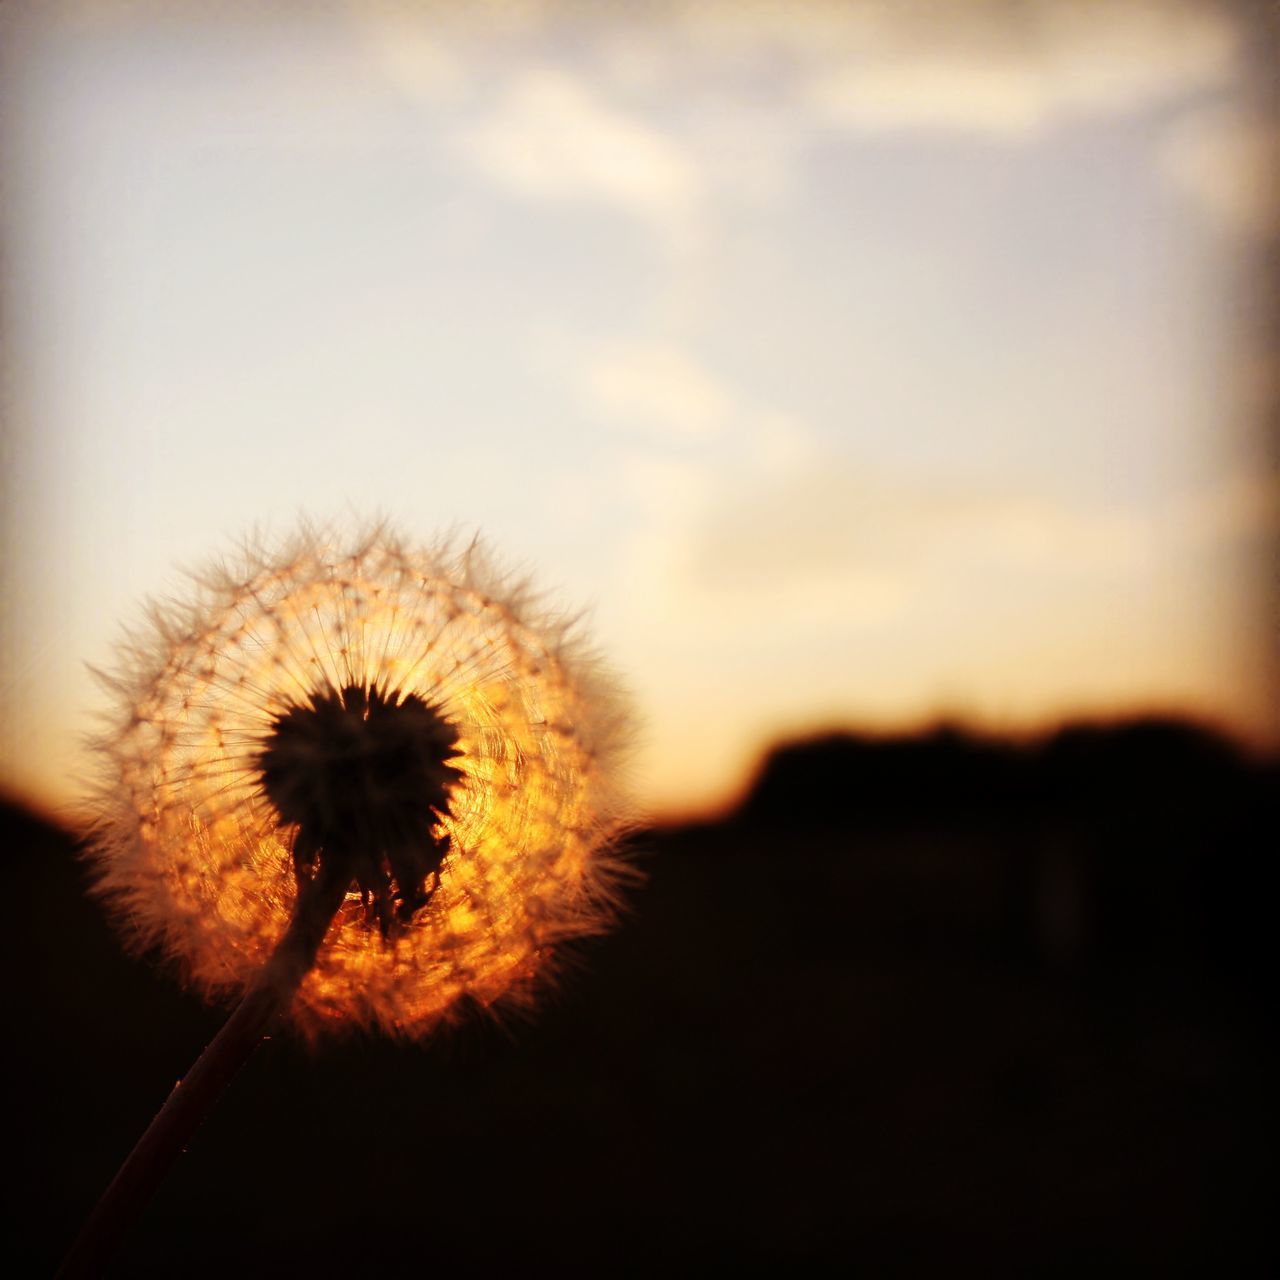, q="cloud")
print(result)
[809,57,1053,139]
[458,67,702,243]
[1160,104,1280,238]
[582,341,733,438]
[802,1,1239,139]
[356,7,465,104]
[609,446,1159,661]
[689,462,1149,600]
